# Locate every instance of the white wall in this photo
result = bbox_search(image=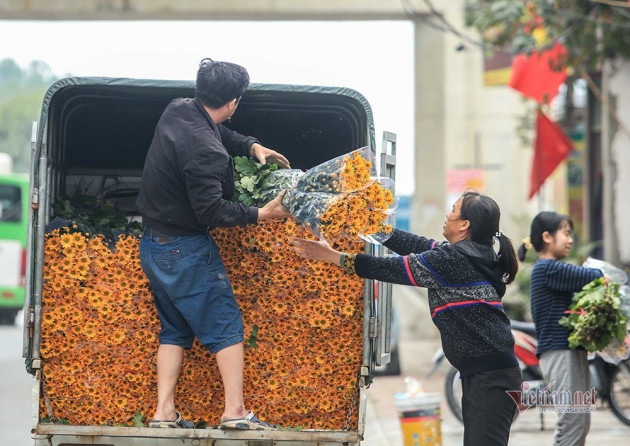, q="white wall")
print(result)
[610,62,630,264]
